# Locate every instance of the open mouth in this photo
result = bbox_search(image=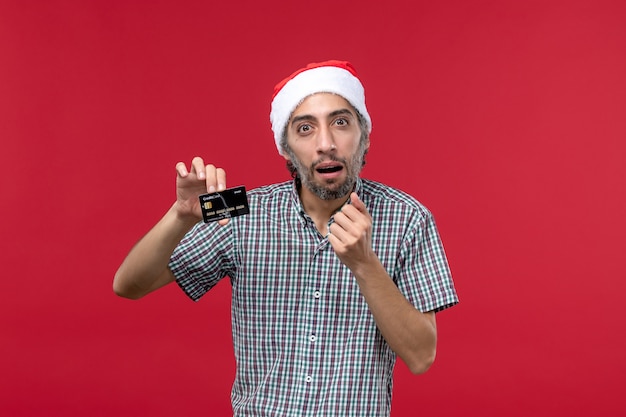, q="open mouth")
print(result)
[316,165,343,174]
